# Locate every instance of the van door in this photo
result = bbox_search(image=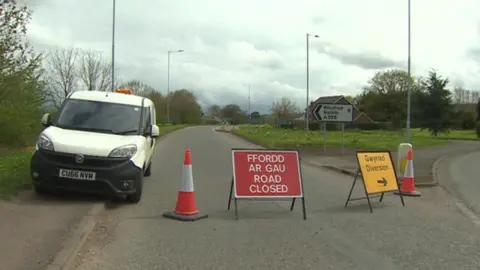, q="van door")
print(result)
[143,108,153,164]
[151,106,156,147]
